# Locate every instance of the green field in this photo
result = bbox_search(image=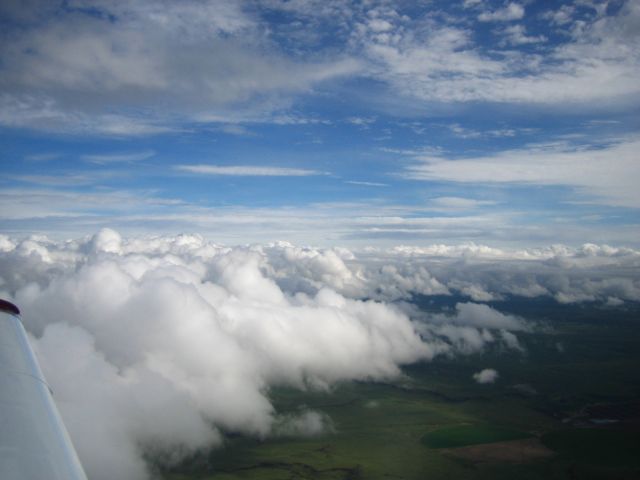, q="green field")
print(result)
[542,428,640,467]
[162,298,640,480]
[421,424,531,449]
